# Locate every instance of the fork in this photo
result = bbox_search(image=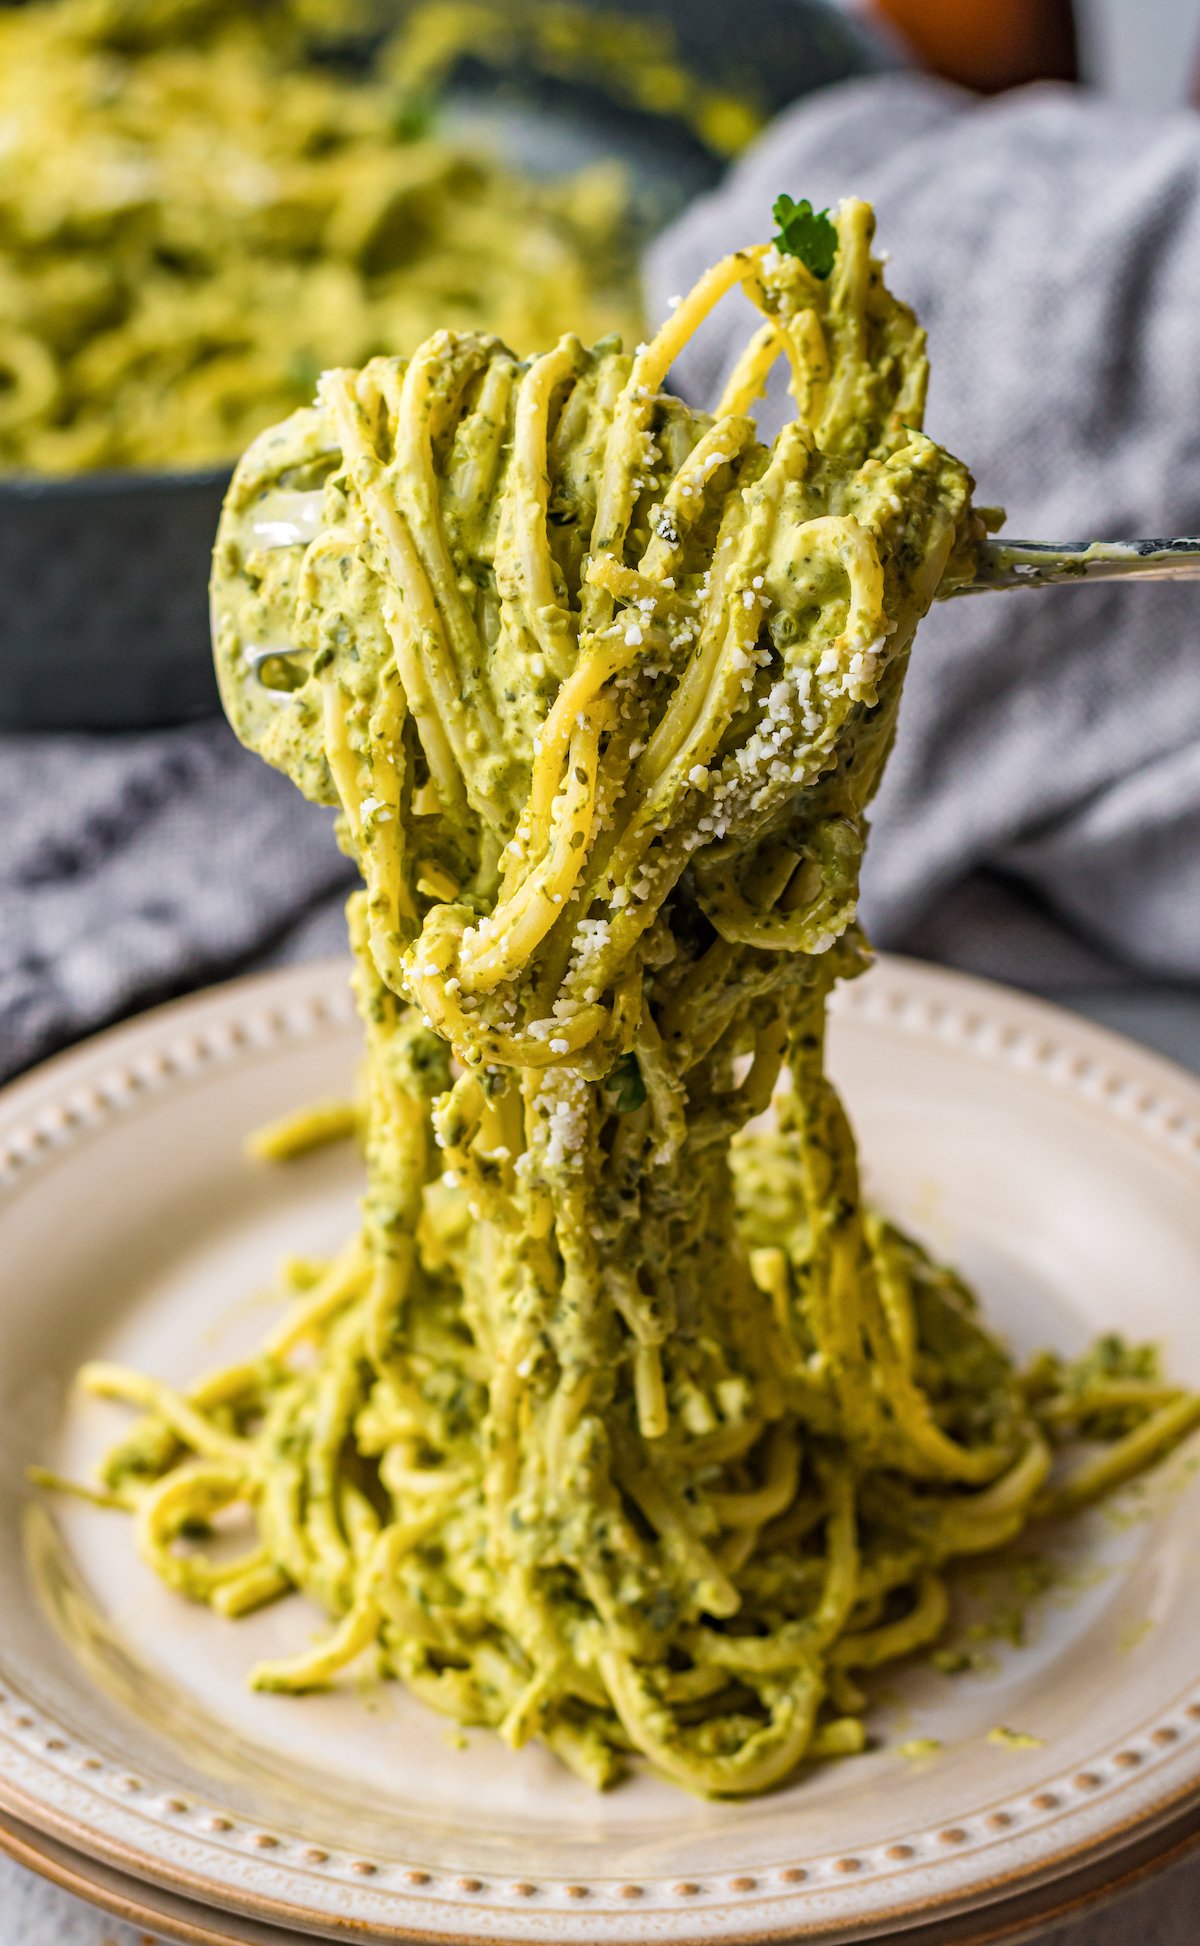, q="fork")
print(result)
[950,537,1200,595]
